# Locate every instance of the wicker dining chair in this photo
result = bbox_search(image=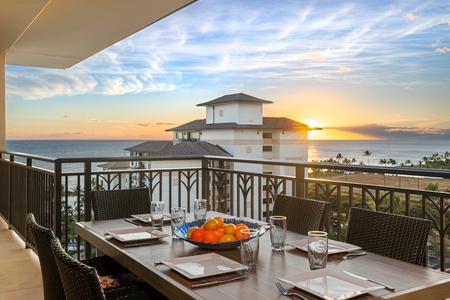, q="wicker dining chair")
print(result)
[50,237,154,300]
[27,213,158,300]
[272,195,330,235]
[90,188,151,220]
[345,207,432,265]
